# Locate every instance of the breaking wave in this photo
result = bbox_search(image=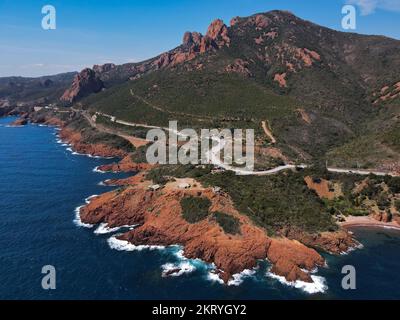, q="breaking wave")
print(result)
[266,268,328,294]
[161,262,196,277]
[73,205,93,228]
[107,236,165,251]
